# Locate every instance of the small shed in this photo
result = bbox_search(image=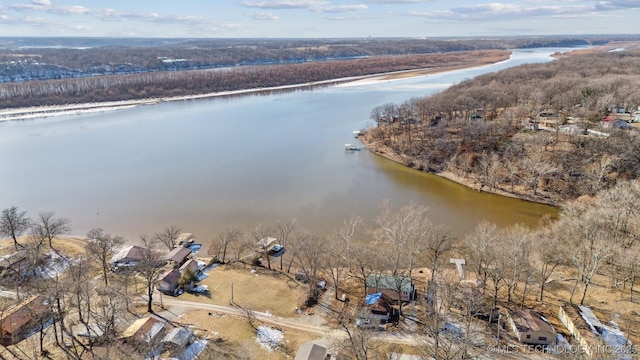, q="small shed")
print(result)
[294,341,327,360]
[161,327,193,349]
[257,237,278,250]
[120,317,165,344]
[157,269,182,293]
[506,308,556,346]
